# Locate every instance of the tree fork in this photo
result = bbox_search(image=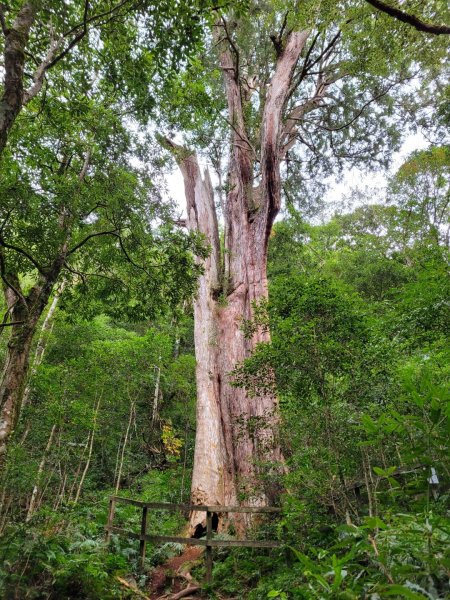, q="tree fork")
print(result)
[162,28,309,533]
